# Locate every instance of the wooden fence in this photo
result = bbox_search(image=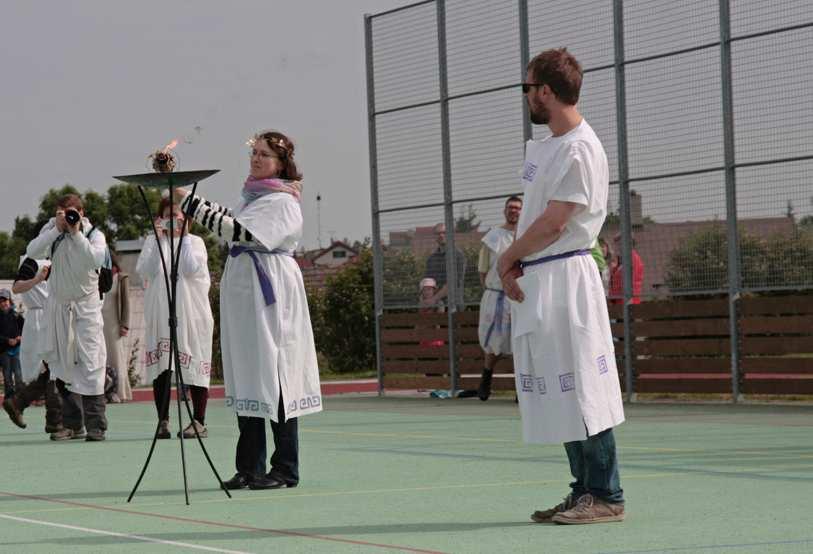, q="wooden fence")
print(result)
[380,295,813,396]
